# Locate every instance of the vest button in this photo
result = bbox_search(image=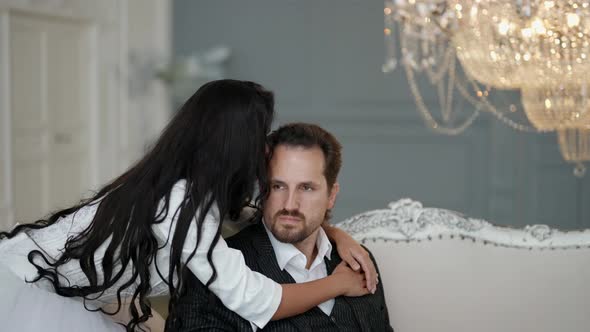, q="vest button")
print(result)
[331,316,337,323]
